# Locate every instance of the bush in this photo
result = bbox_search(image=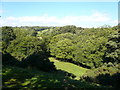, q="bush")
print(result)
[19,52,56,72]
[2,53,19,66]
[80,64,120,88]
